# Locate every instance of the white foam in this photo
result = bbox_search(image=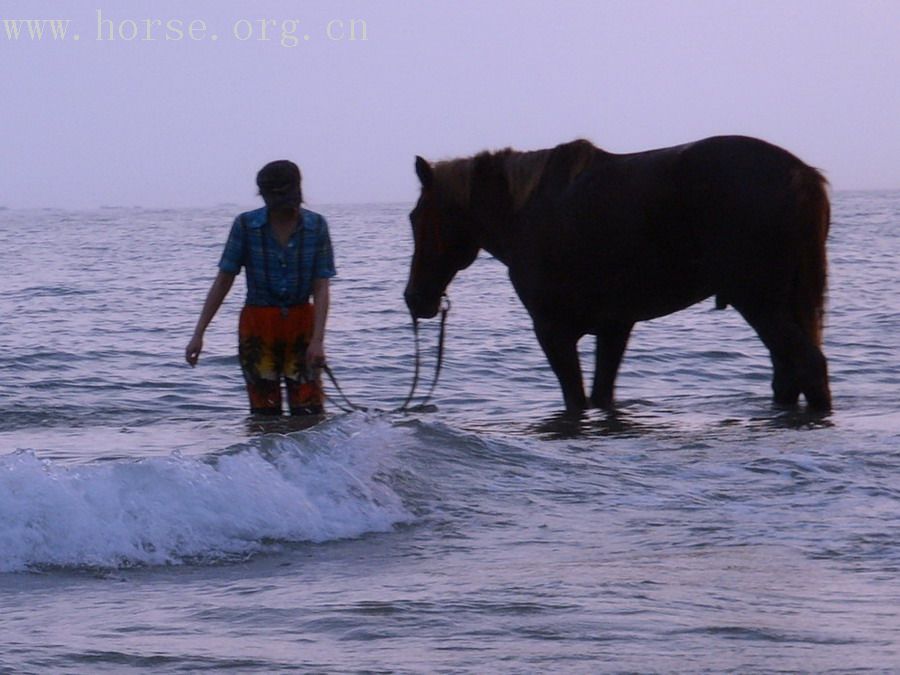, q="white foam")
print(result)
[0,414,413,572]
